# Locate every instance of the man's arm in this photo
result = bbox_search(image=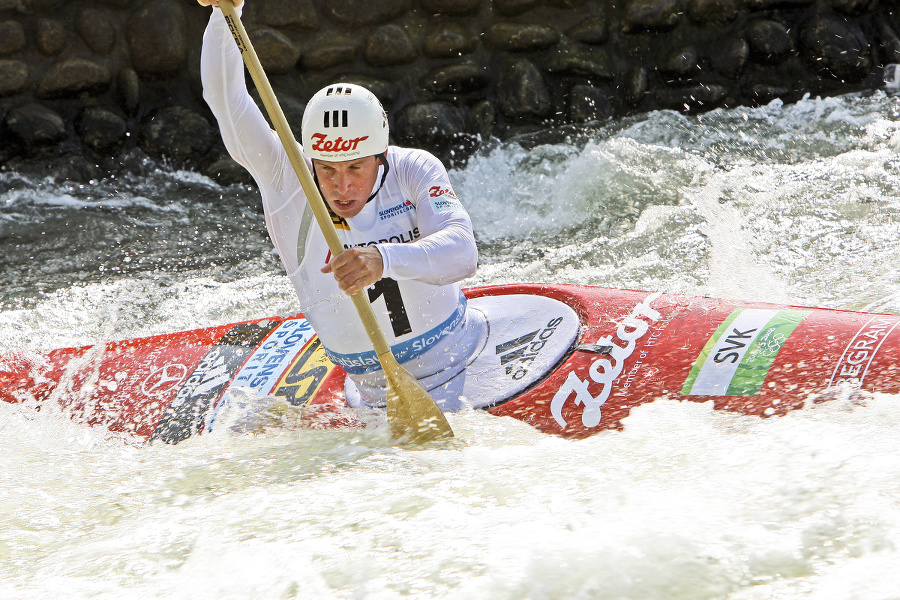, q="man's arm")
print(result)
[378,152,478,286]
[199,0,295,195]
